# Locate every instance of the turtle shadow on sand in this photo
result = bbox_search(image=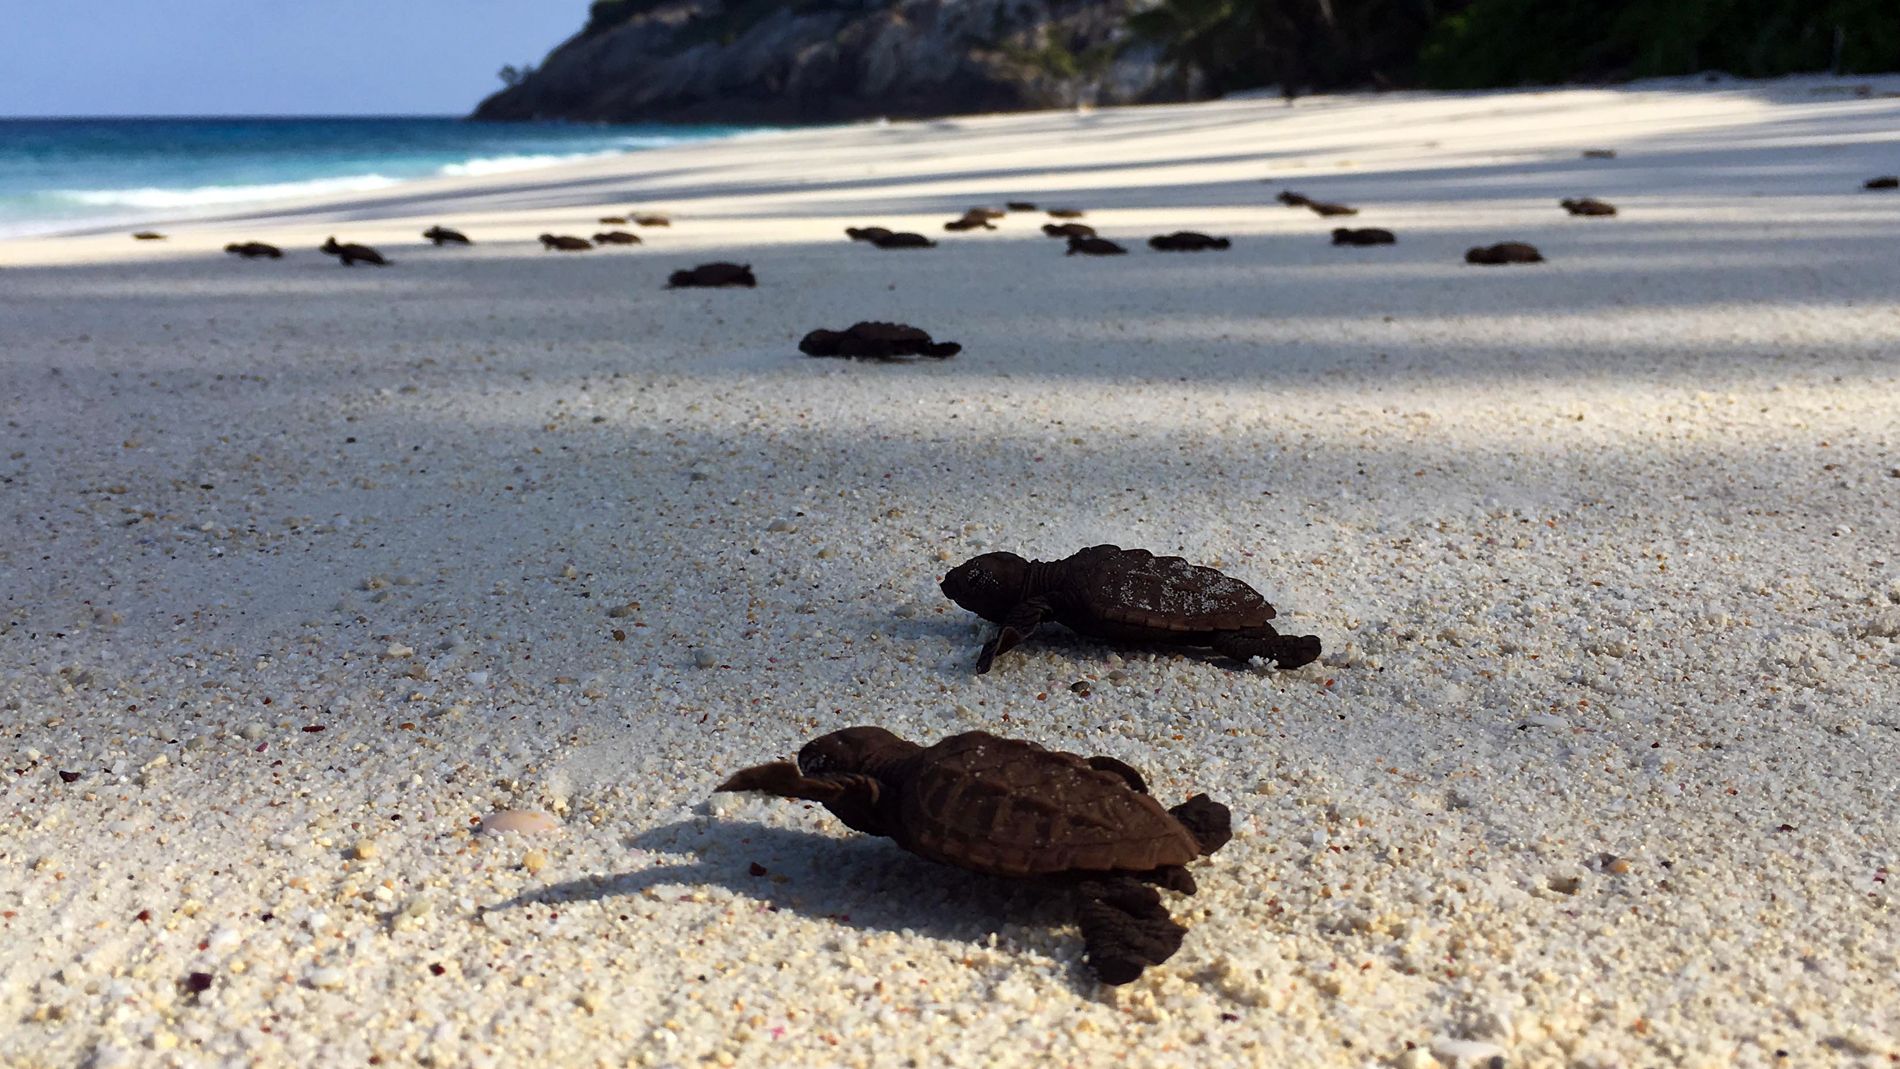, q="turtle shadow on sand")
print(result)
[491,819,1115,985]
